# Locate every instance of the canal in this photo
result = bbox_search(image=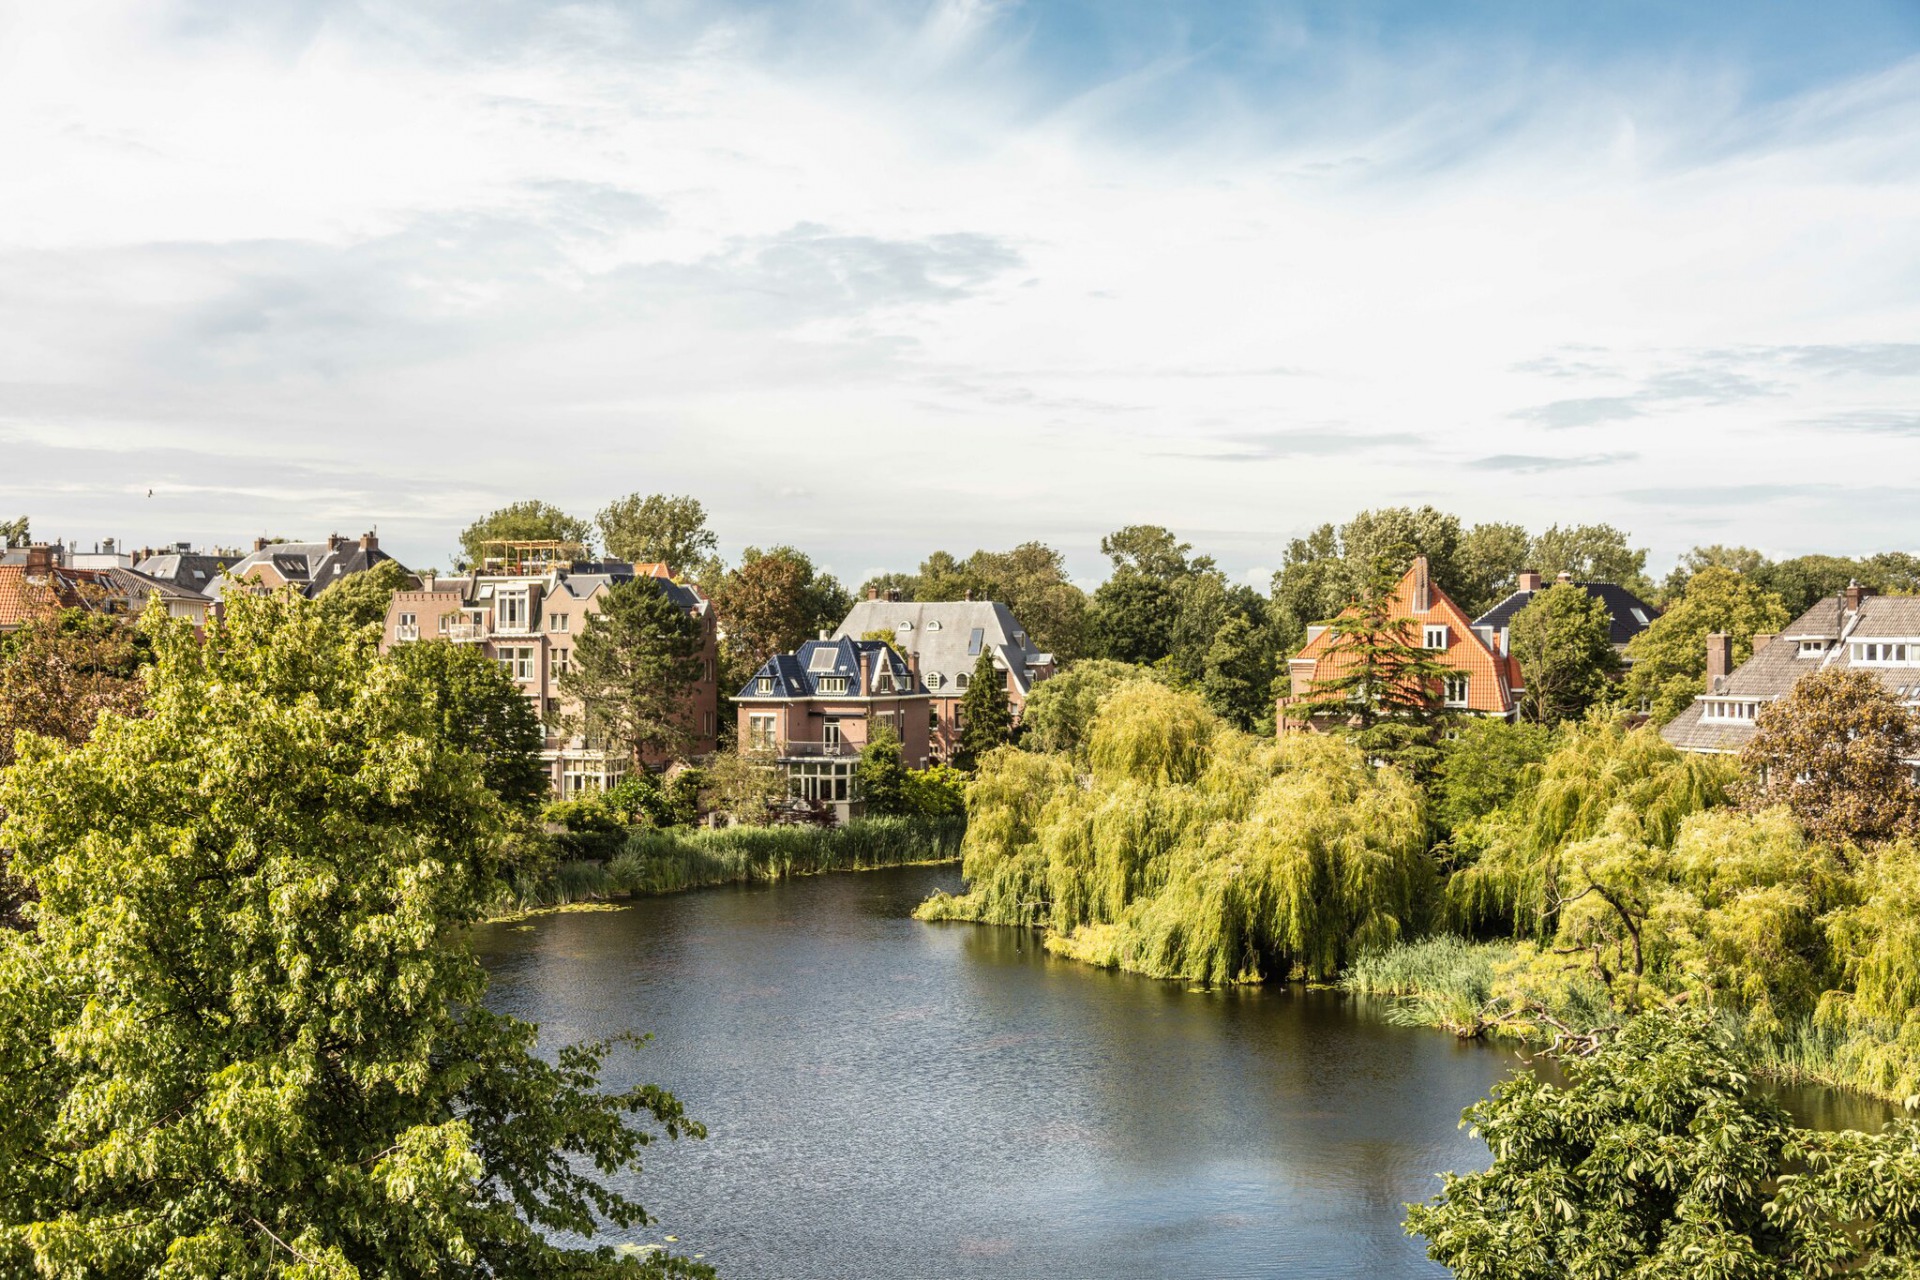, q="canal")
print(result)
[474,864,1891,1279]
